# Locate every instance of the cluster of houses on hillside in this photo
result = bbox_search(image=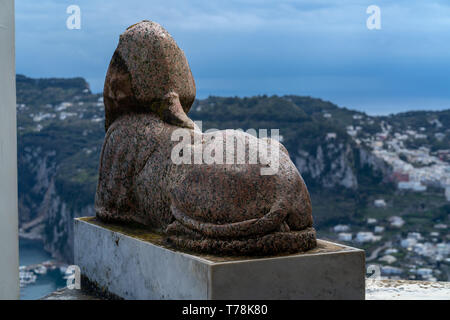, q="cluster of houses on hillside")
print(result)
[18,96,105,133]
[347,116,450,201]
[323,112,449,201]
[322,111,450,281]
[331,219,450,281]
